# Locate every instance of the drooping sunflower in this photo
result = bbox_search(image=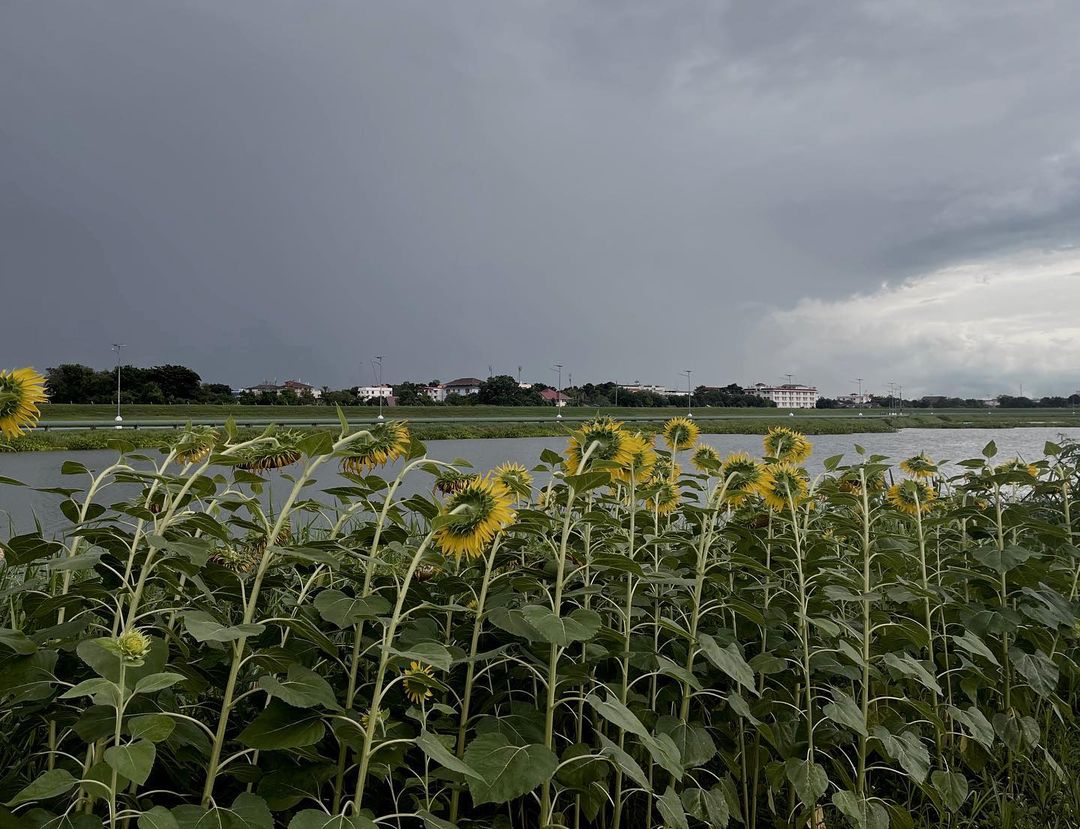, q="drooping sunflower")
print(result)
[401,661,436,705]
[690,443,722,473]
[173,425,220,465]
[0,368,48,439]
[994,459,1039,479]
[646,478,681,516]
[340,421,411,475]
[662,417,700,452]
[886,479,936,516]
[612,432,657,485]
[837,466,887,495]
[493,462,533,500]
[234,431,304,472]
[754,462,810,512]
[721,452,765,505]
[763,426,812,464]
[433,469,479,496]
[564,417,635,474]
[899,453,937,479]
[434,476,516,560]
